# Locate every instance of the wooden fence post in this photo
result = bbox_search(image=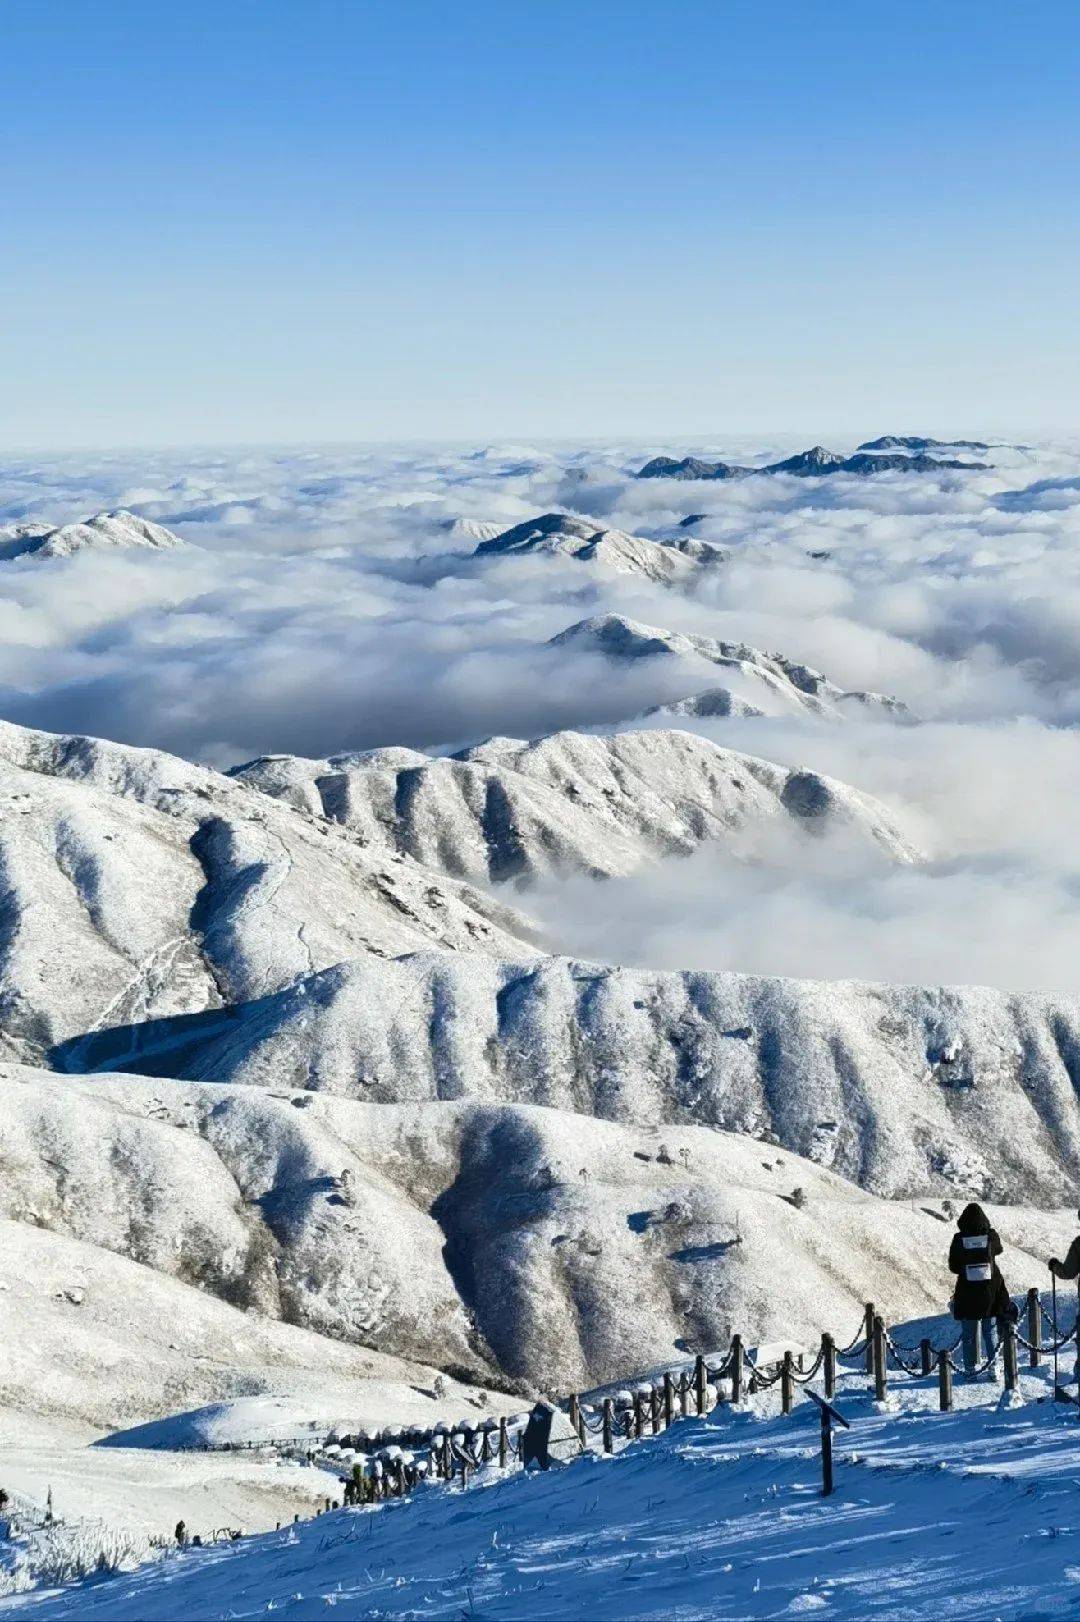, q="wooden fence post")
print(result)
[730,1335,743,1405]
[679,1371,690,1417]
[938,1349,953,1412]
[602,1398,614,1454]
[920,1338,933,1378]
[822,1333,836,1400]
[872,1315,887,1402]
[1003,1317,1019,1392]
[781,1350,794,1415]
[633,1390,645,1438]
[663,1372,675,1428]
[694,1354,708,1415]
[569,1393,581,1444]
[650,1385,661,1435]
[498,1418,508,1469]
[1027,1287,1042,1369]
[864,1302,875,1374]
[481,1427,492,1464]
